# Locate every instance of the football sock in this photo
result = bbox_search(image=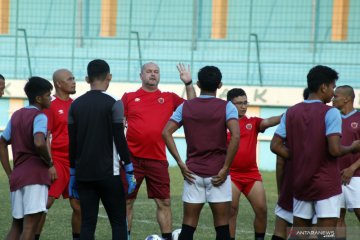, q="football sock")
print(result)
[72,233,80,240]
[34,234,40,240]
[255,232,265,240]
[161,232,172,240]
[271,235,285,240]
[215,225,230,240]
[179,224,196,240]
